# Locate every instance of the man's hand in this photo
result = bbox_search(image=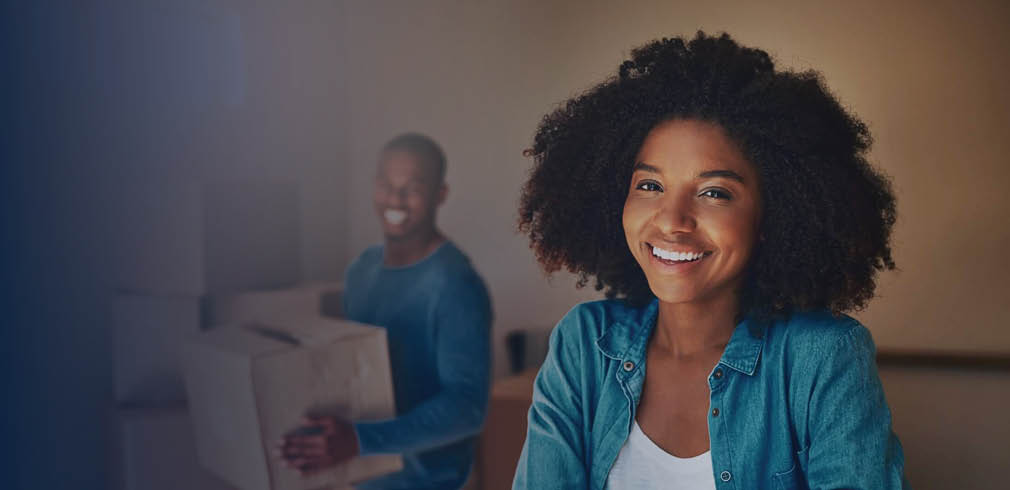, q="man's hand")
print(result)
[274,415,360,477]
